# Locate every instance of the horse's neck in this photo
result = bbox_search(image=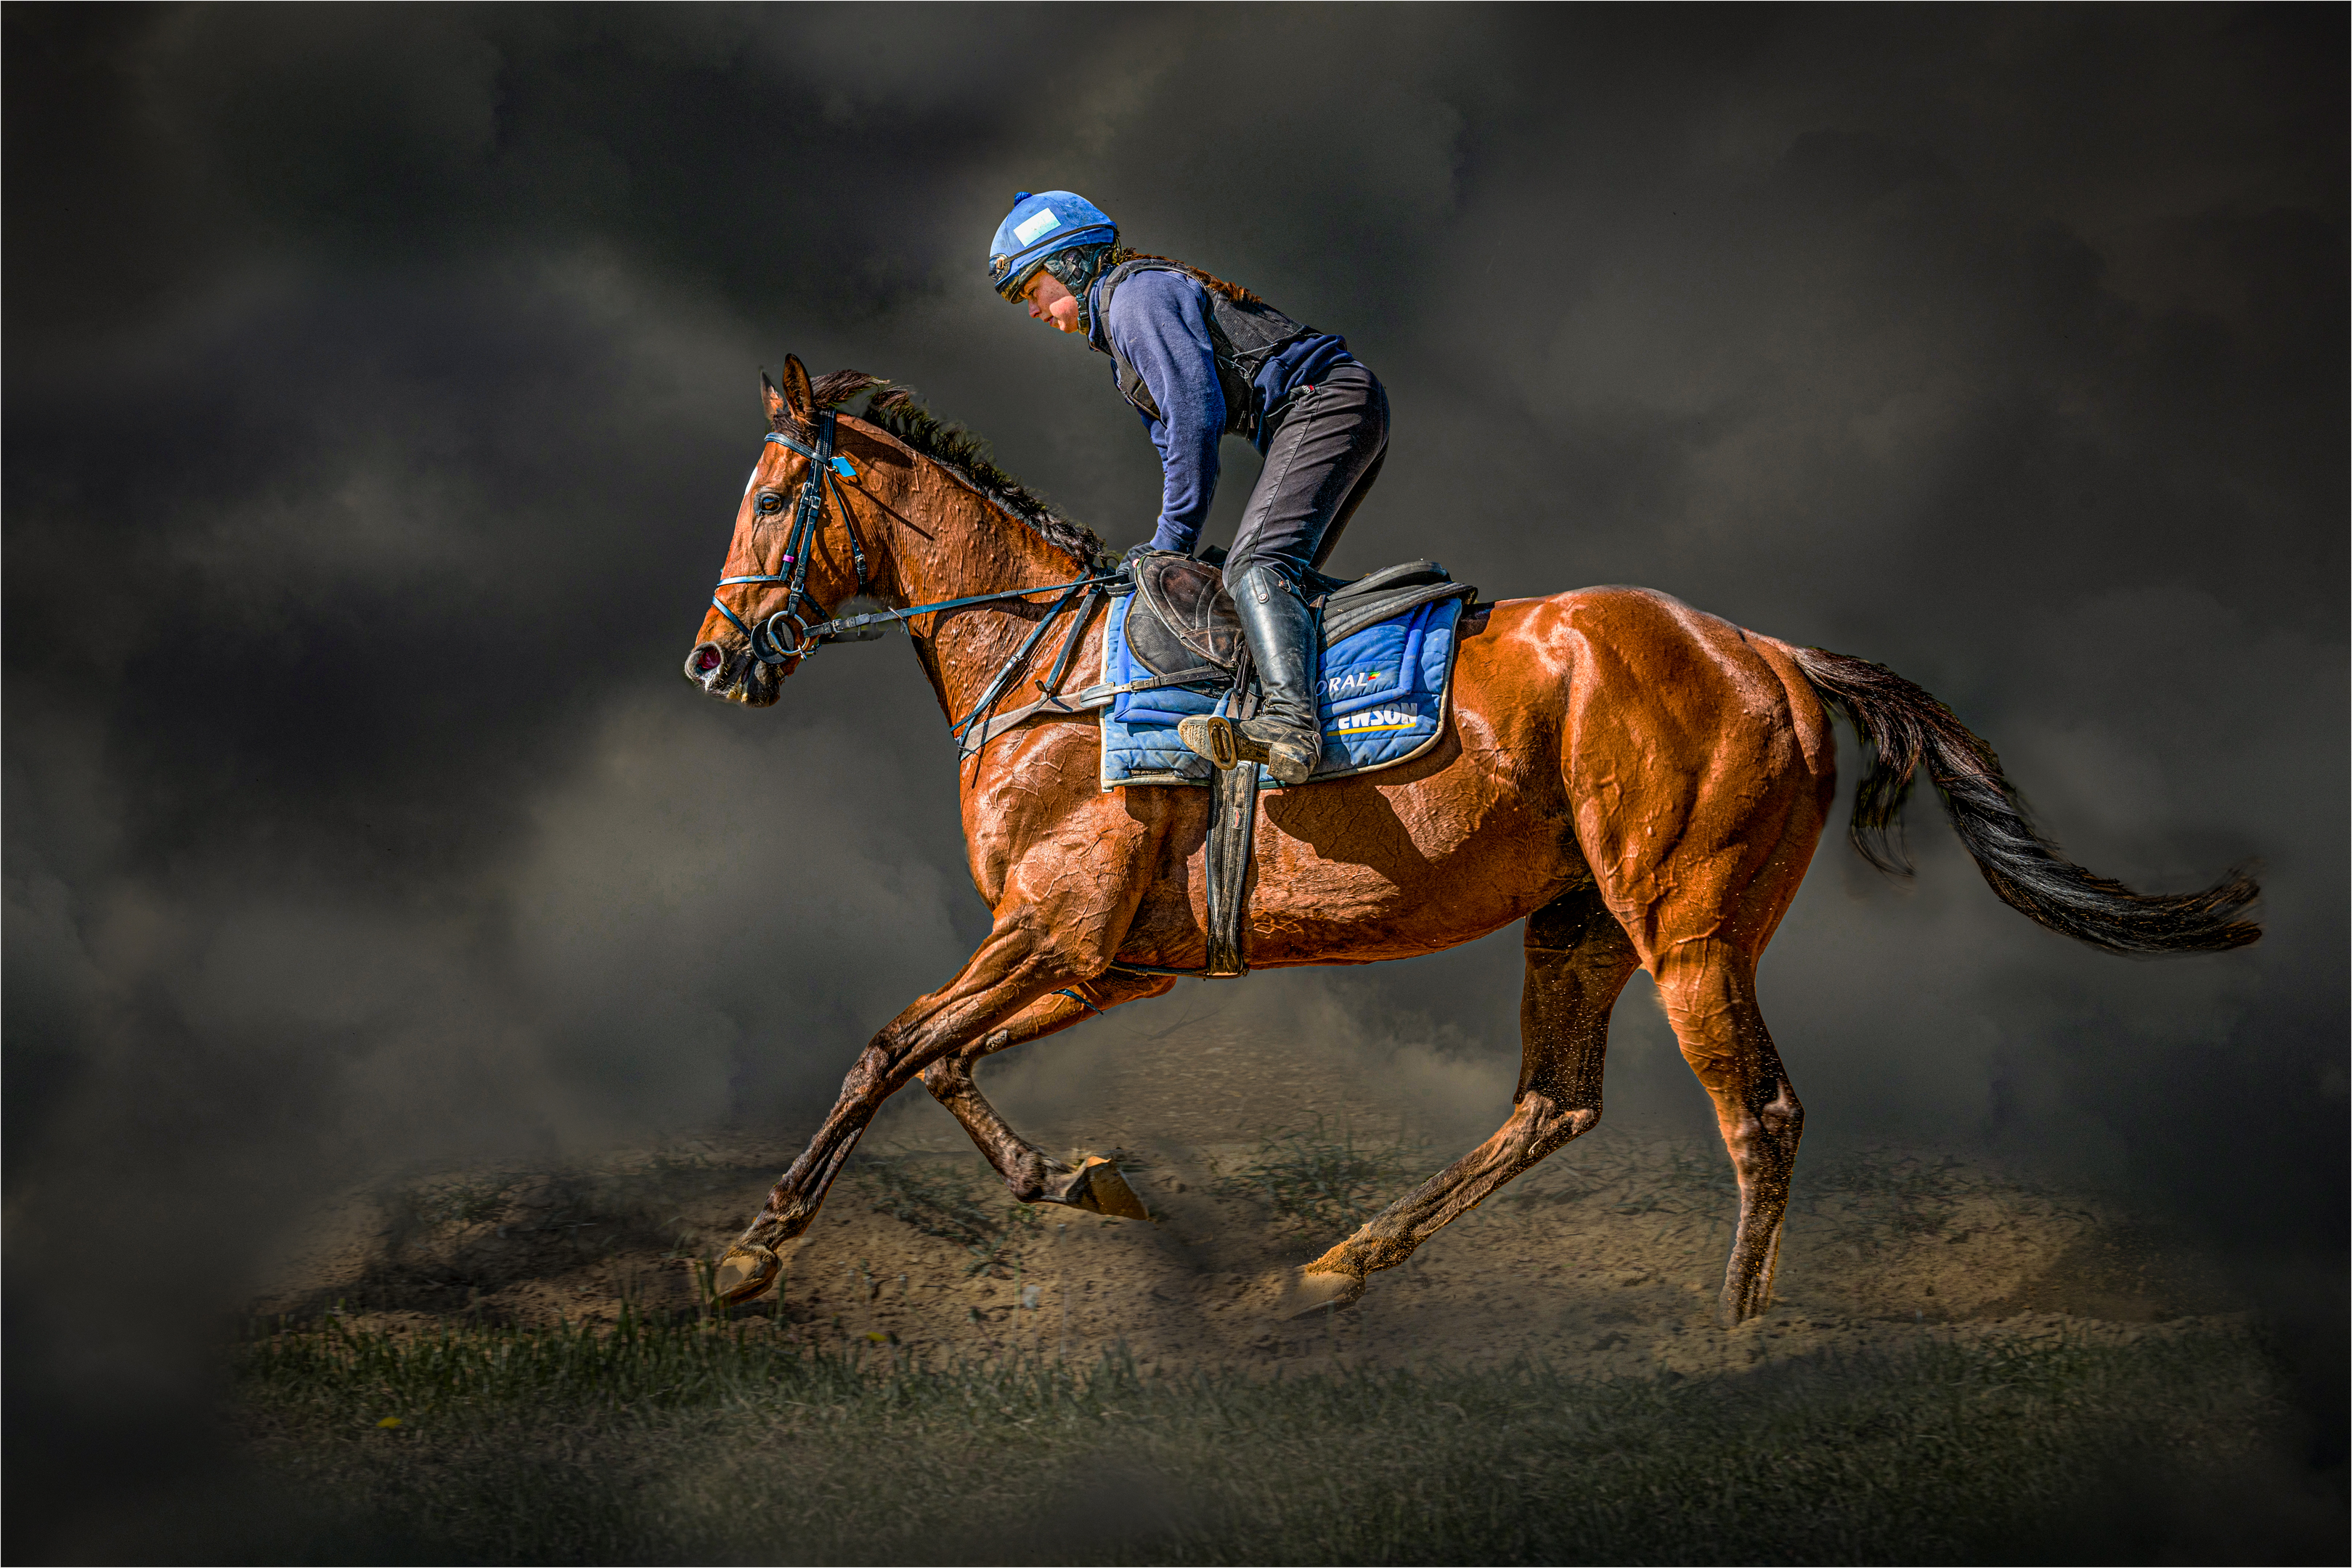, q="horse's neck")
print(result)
[877,463,1094,727]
